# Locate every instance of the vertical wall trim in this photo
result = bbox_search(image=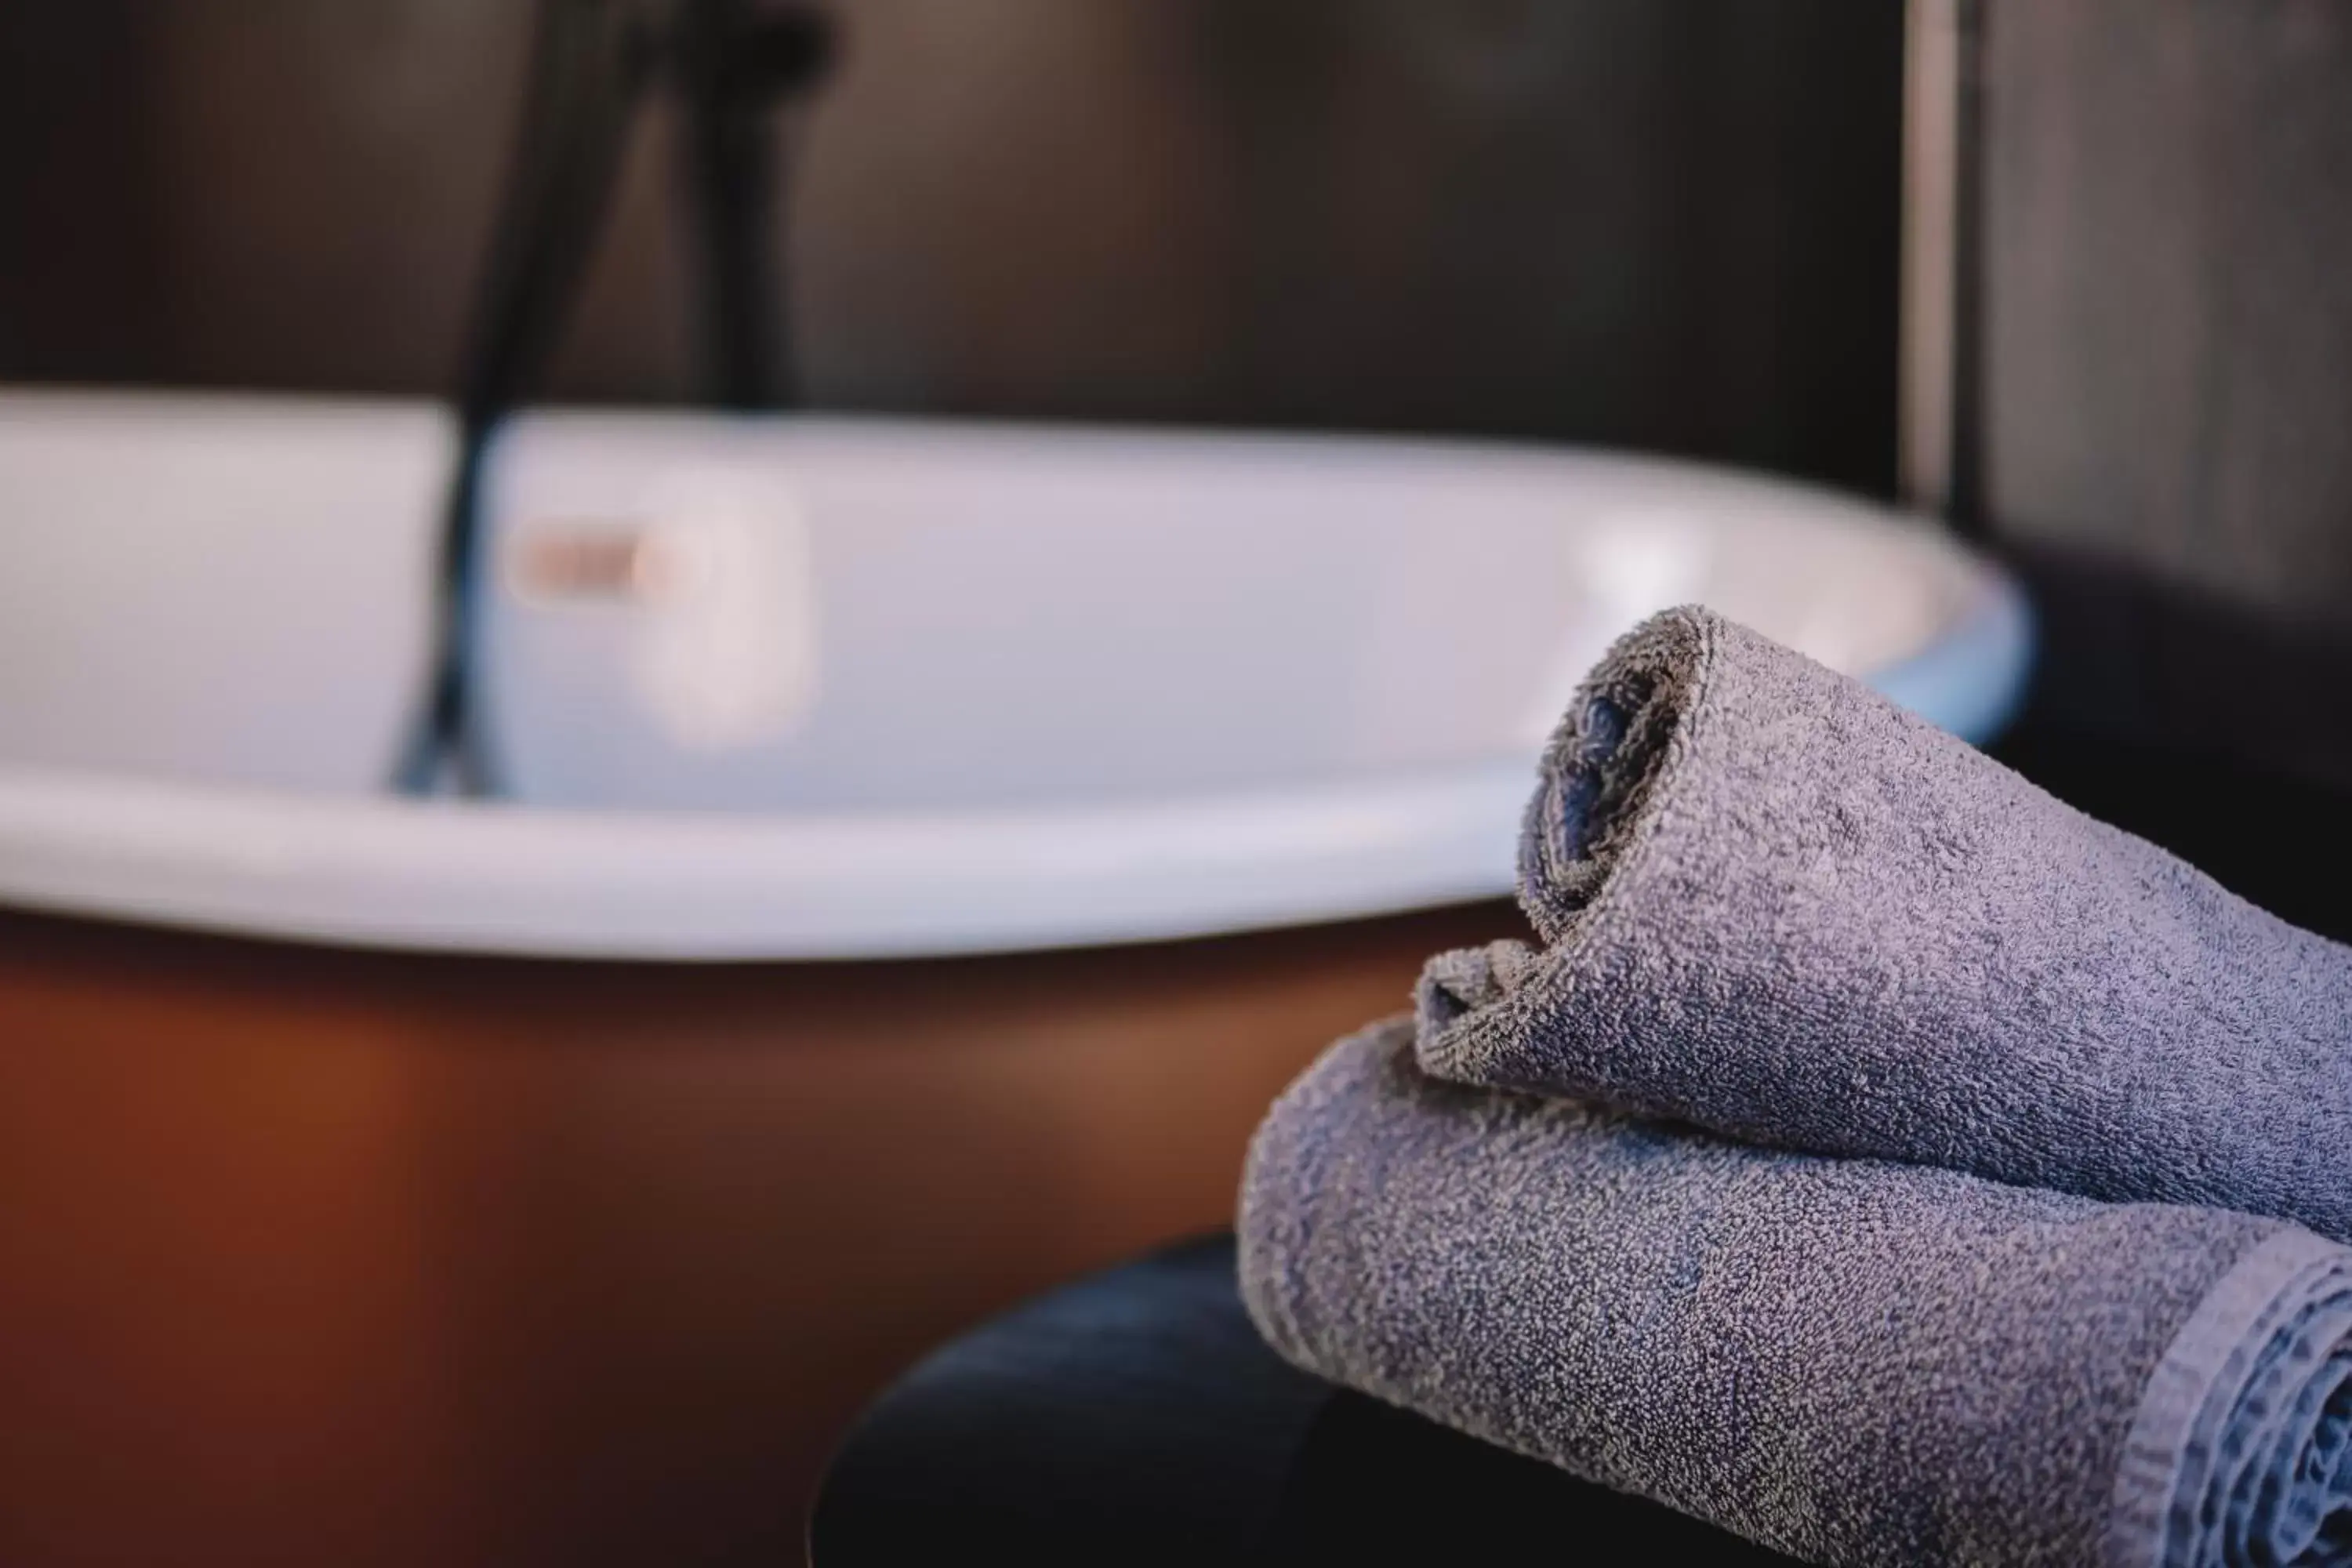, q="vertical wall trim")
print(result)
[1900,0,1963,518]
